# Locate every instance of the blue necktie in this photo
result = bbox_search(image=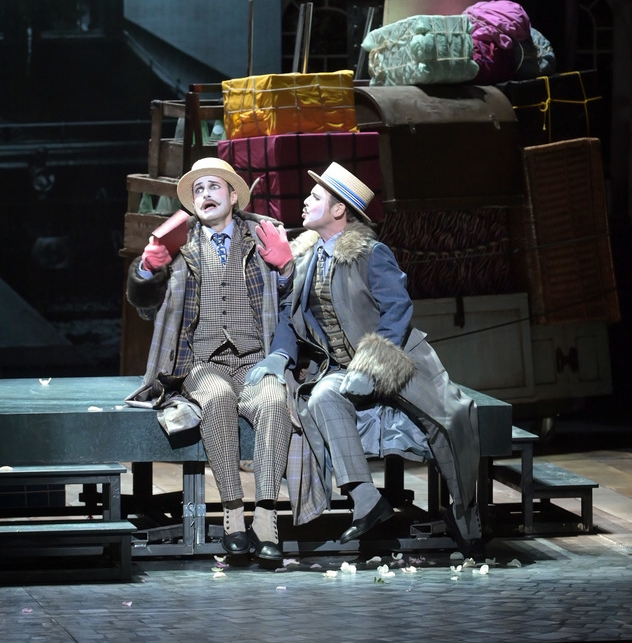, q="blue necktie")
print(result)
[212,233,228,265]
